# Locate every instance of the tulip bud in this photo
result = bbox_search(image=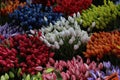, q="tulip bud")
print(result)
[91,22,96,28]
[35,66,43,71]
[59,39,64,45]
[25,74,31,80]
[74,44,79,50]
[9,71,15,78]
[1,75,5,80]
[77,12,81,17]
[5,73,9,80]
